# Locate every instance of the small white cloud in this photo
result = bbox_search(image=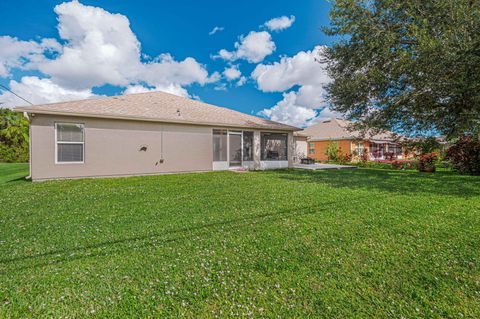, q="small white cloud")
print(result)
[223,65,241,81]
[236,31,276,63]
[214,31,275,63]
[214,83,227,91]
[208,26,224,36]
[123,84,189,97]
[207,71,222,83]
[123,85,154,94]
[214,49,235,61]
[264,15,295,32]
[236,76,247,87]
[140,54,211,89]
